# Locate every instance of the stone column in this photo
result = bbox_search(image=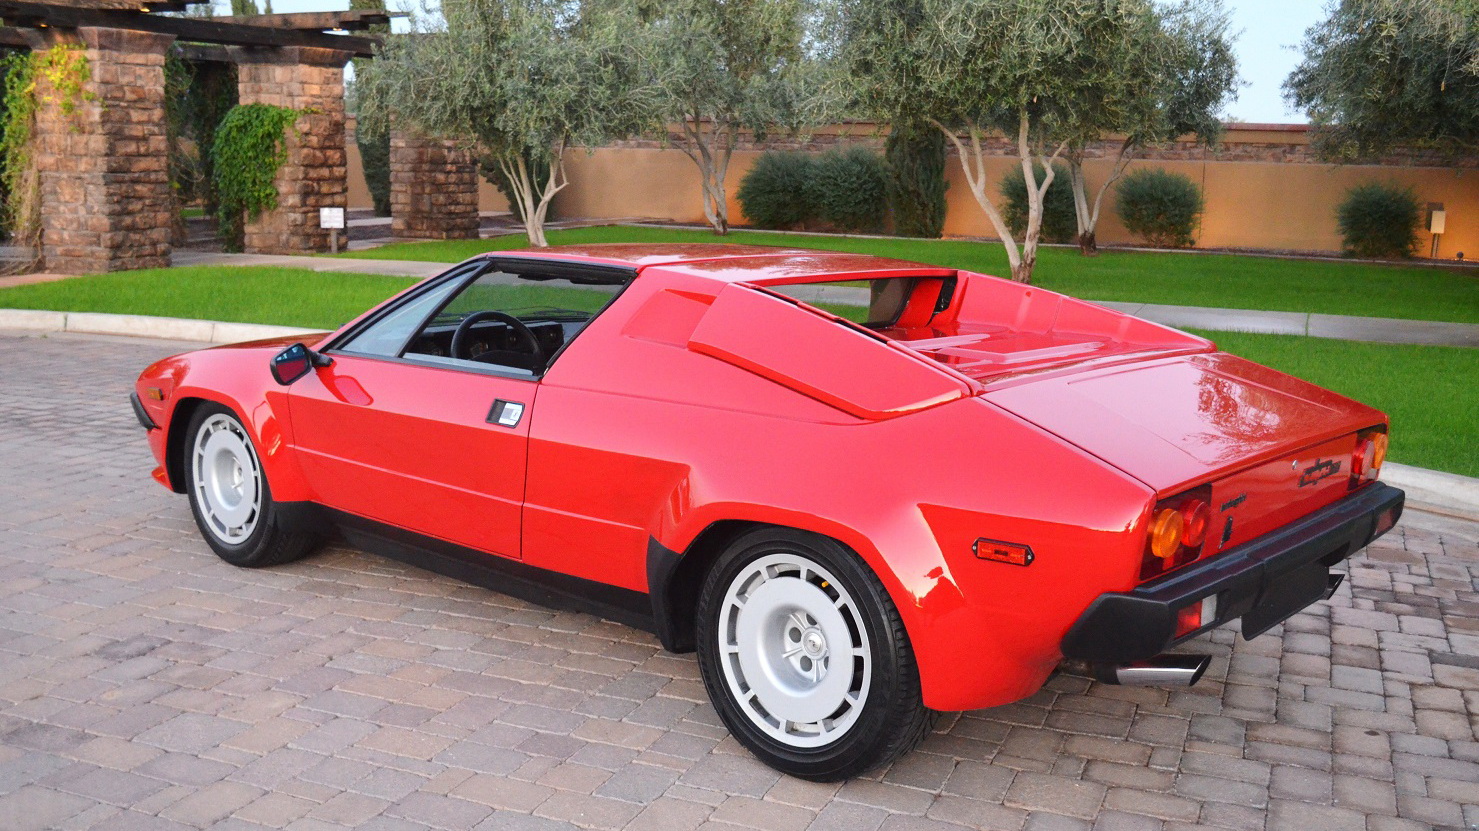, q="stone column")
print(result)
[28,27,174,274]
[389,131,481,240]
[232,46,352,254]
